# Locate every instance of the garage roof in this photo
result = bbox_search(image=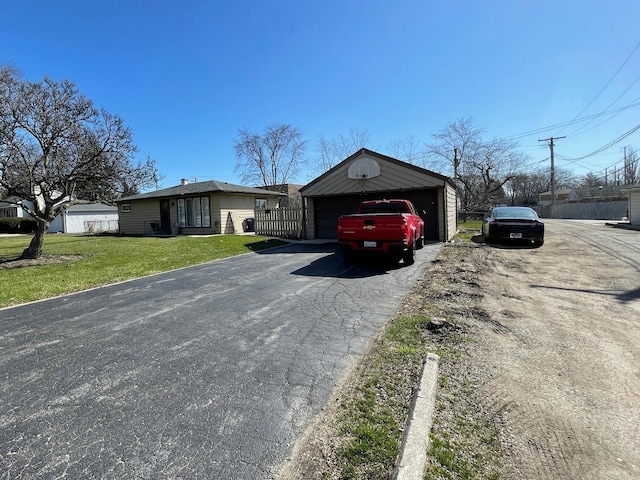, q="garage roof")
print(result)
[301,148,454,197]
